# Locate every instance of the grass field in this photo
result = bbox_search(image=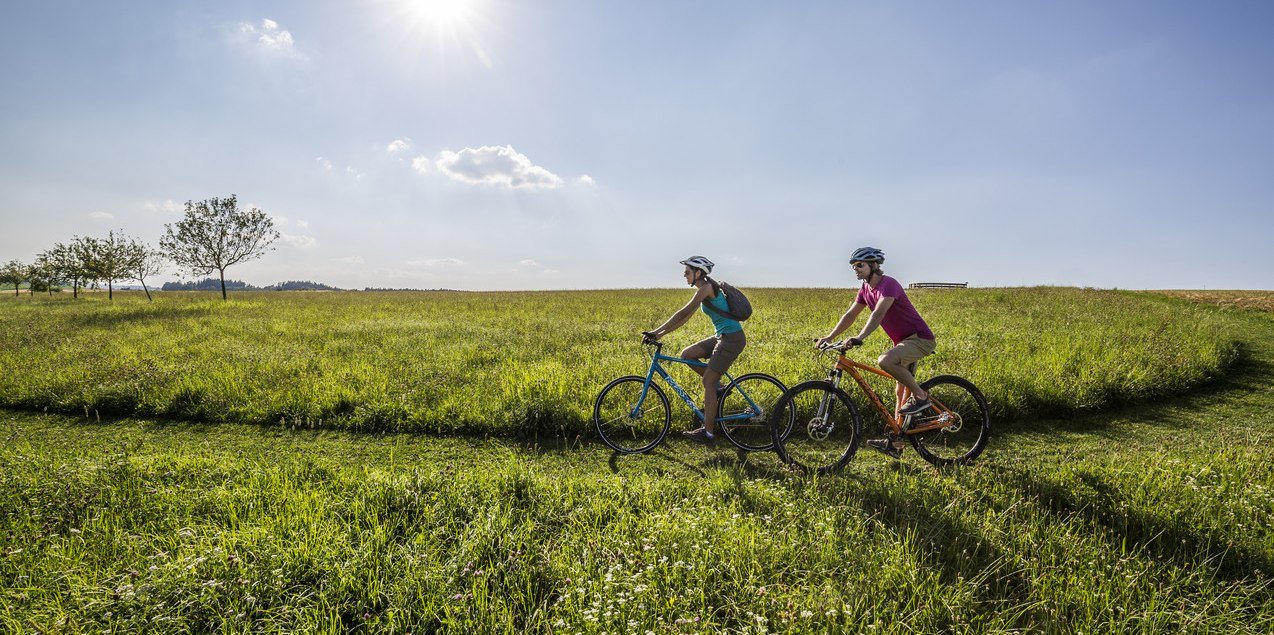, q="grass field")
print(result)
[0,289,1271,632]
[0,287,1243,436]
